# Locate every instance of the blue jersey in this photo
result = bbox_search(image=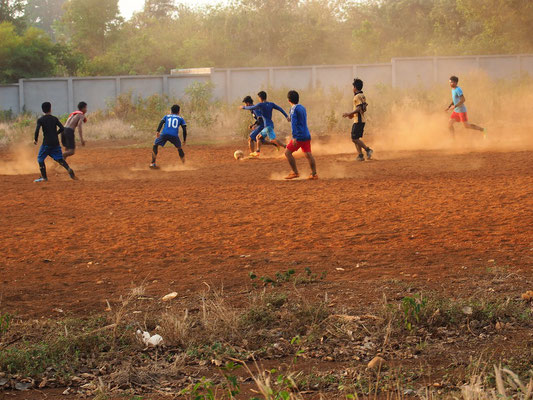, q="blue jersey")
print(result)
[243,102,288,128]
[452,87,467,113]
[289,104,311,141]
[161,114,186,137]
[252,109,264,127]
